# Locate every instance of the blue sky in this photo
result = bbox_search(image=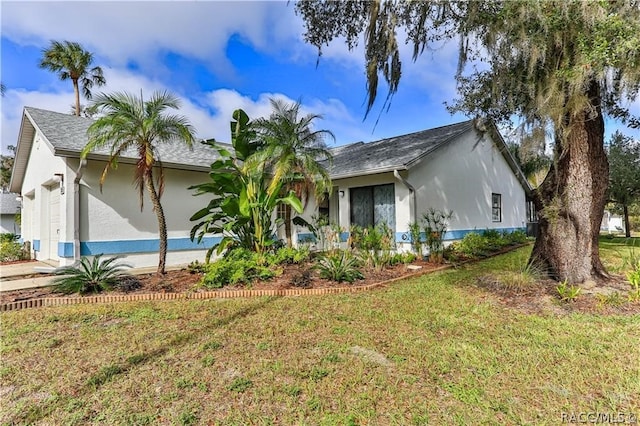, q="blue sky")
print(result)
[1,1,637,156]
